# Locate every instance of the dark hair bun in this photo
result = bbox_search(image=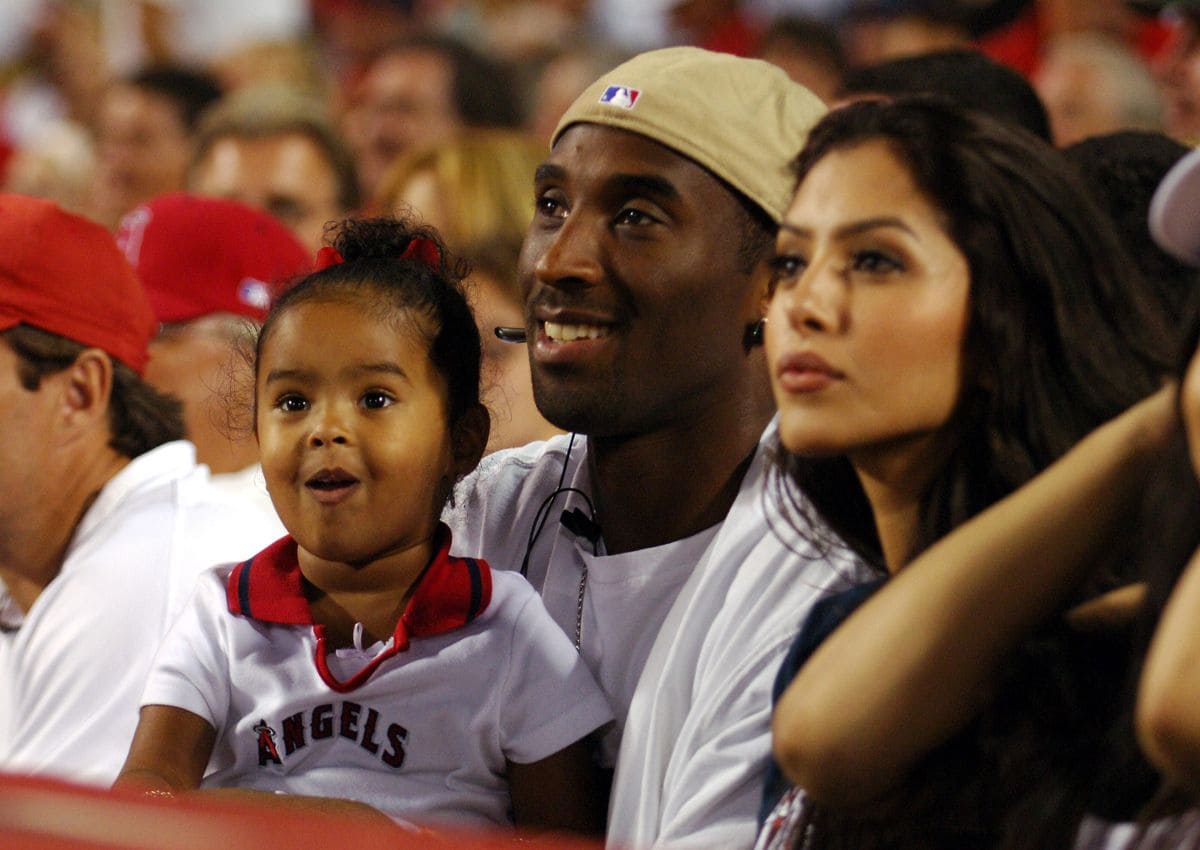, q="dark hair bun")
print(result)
[325,216,468,283]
